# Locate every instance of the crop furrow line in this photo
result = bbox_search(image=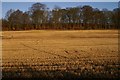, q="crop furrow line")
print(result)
[20,43,76,61]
